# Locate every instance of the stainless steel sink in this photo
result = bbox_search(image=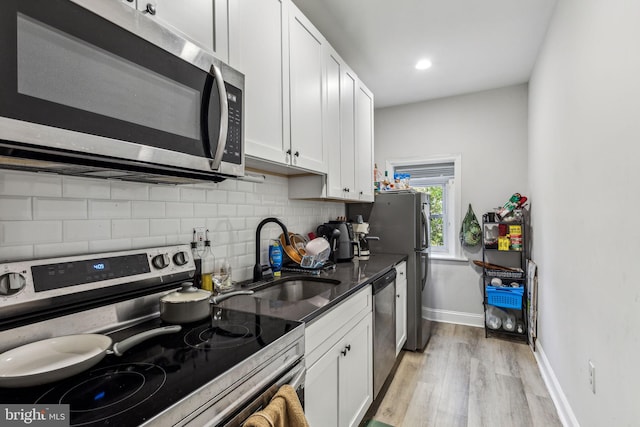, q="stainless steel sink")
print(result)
[250,277,340,302]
